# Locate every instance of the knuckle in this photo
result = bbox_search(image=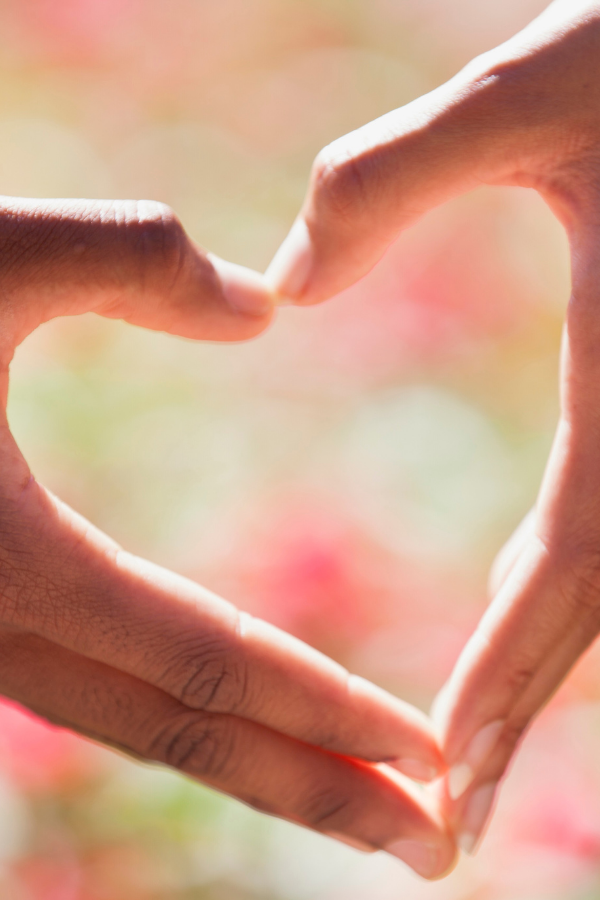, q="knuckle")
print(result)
[460,48,541,109]
[311,144,371,223]
[504,662,537,697]
[81,677,135,728]
[497,718,526,756]
[150,711,236,779]
[296,783,353,829]
[165,636,249,715]
[126,200,187,283]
